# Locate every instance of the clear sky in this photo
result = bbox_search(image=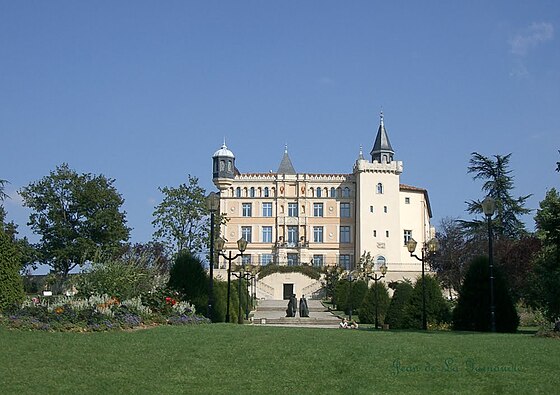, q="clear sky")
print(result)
[1,1,559,245]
